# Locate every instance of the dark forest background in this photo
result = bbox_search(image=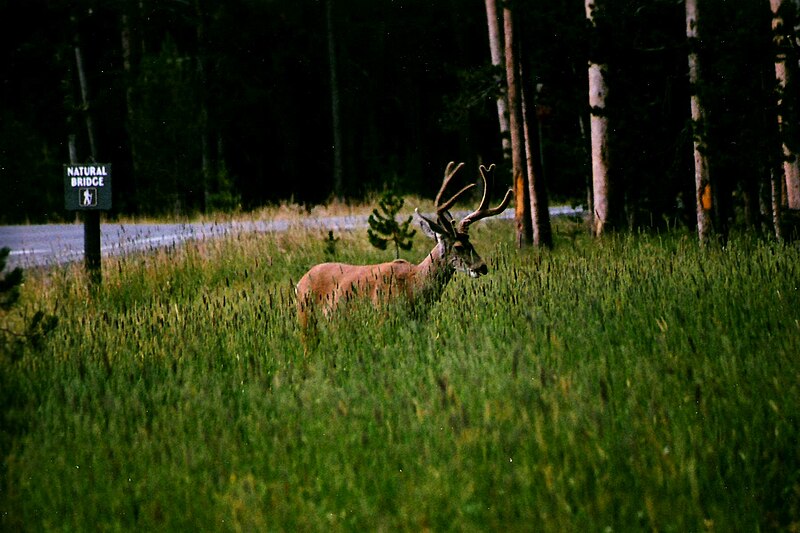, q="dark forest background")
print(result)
[0,0,793,227]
